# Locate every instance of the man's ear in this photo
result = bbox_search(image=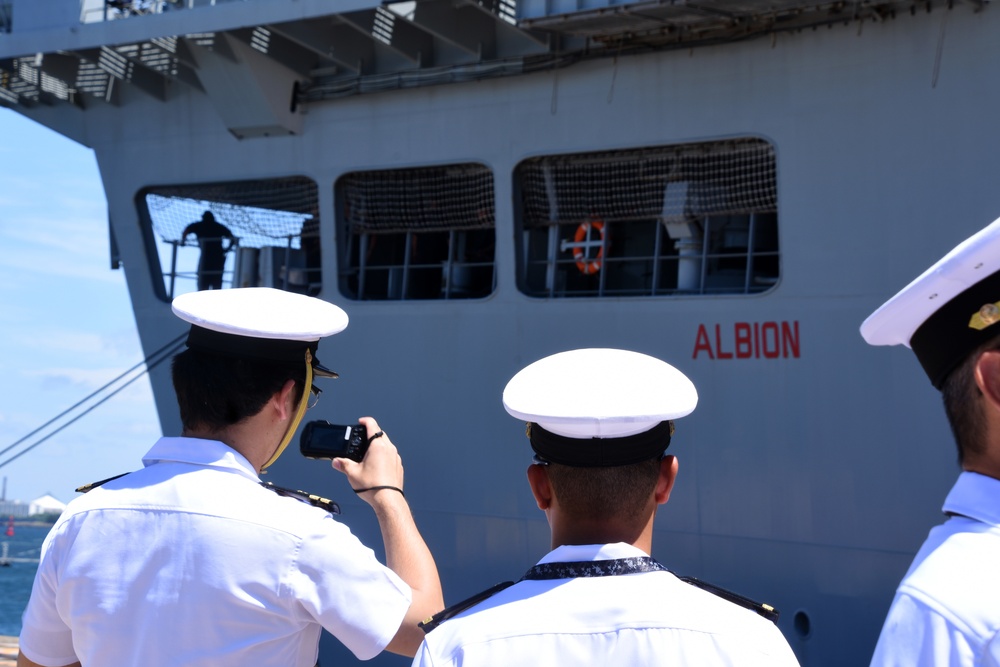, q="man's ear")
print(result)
[974,351,1000,413]
[272,379,298,421]
[526,464,553,511]
[654,456,679,505]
